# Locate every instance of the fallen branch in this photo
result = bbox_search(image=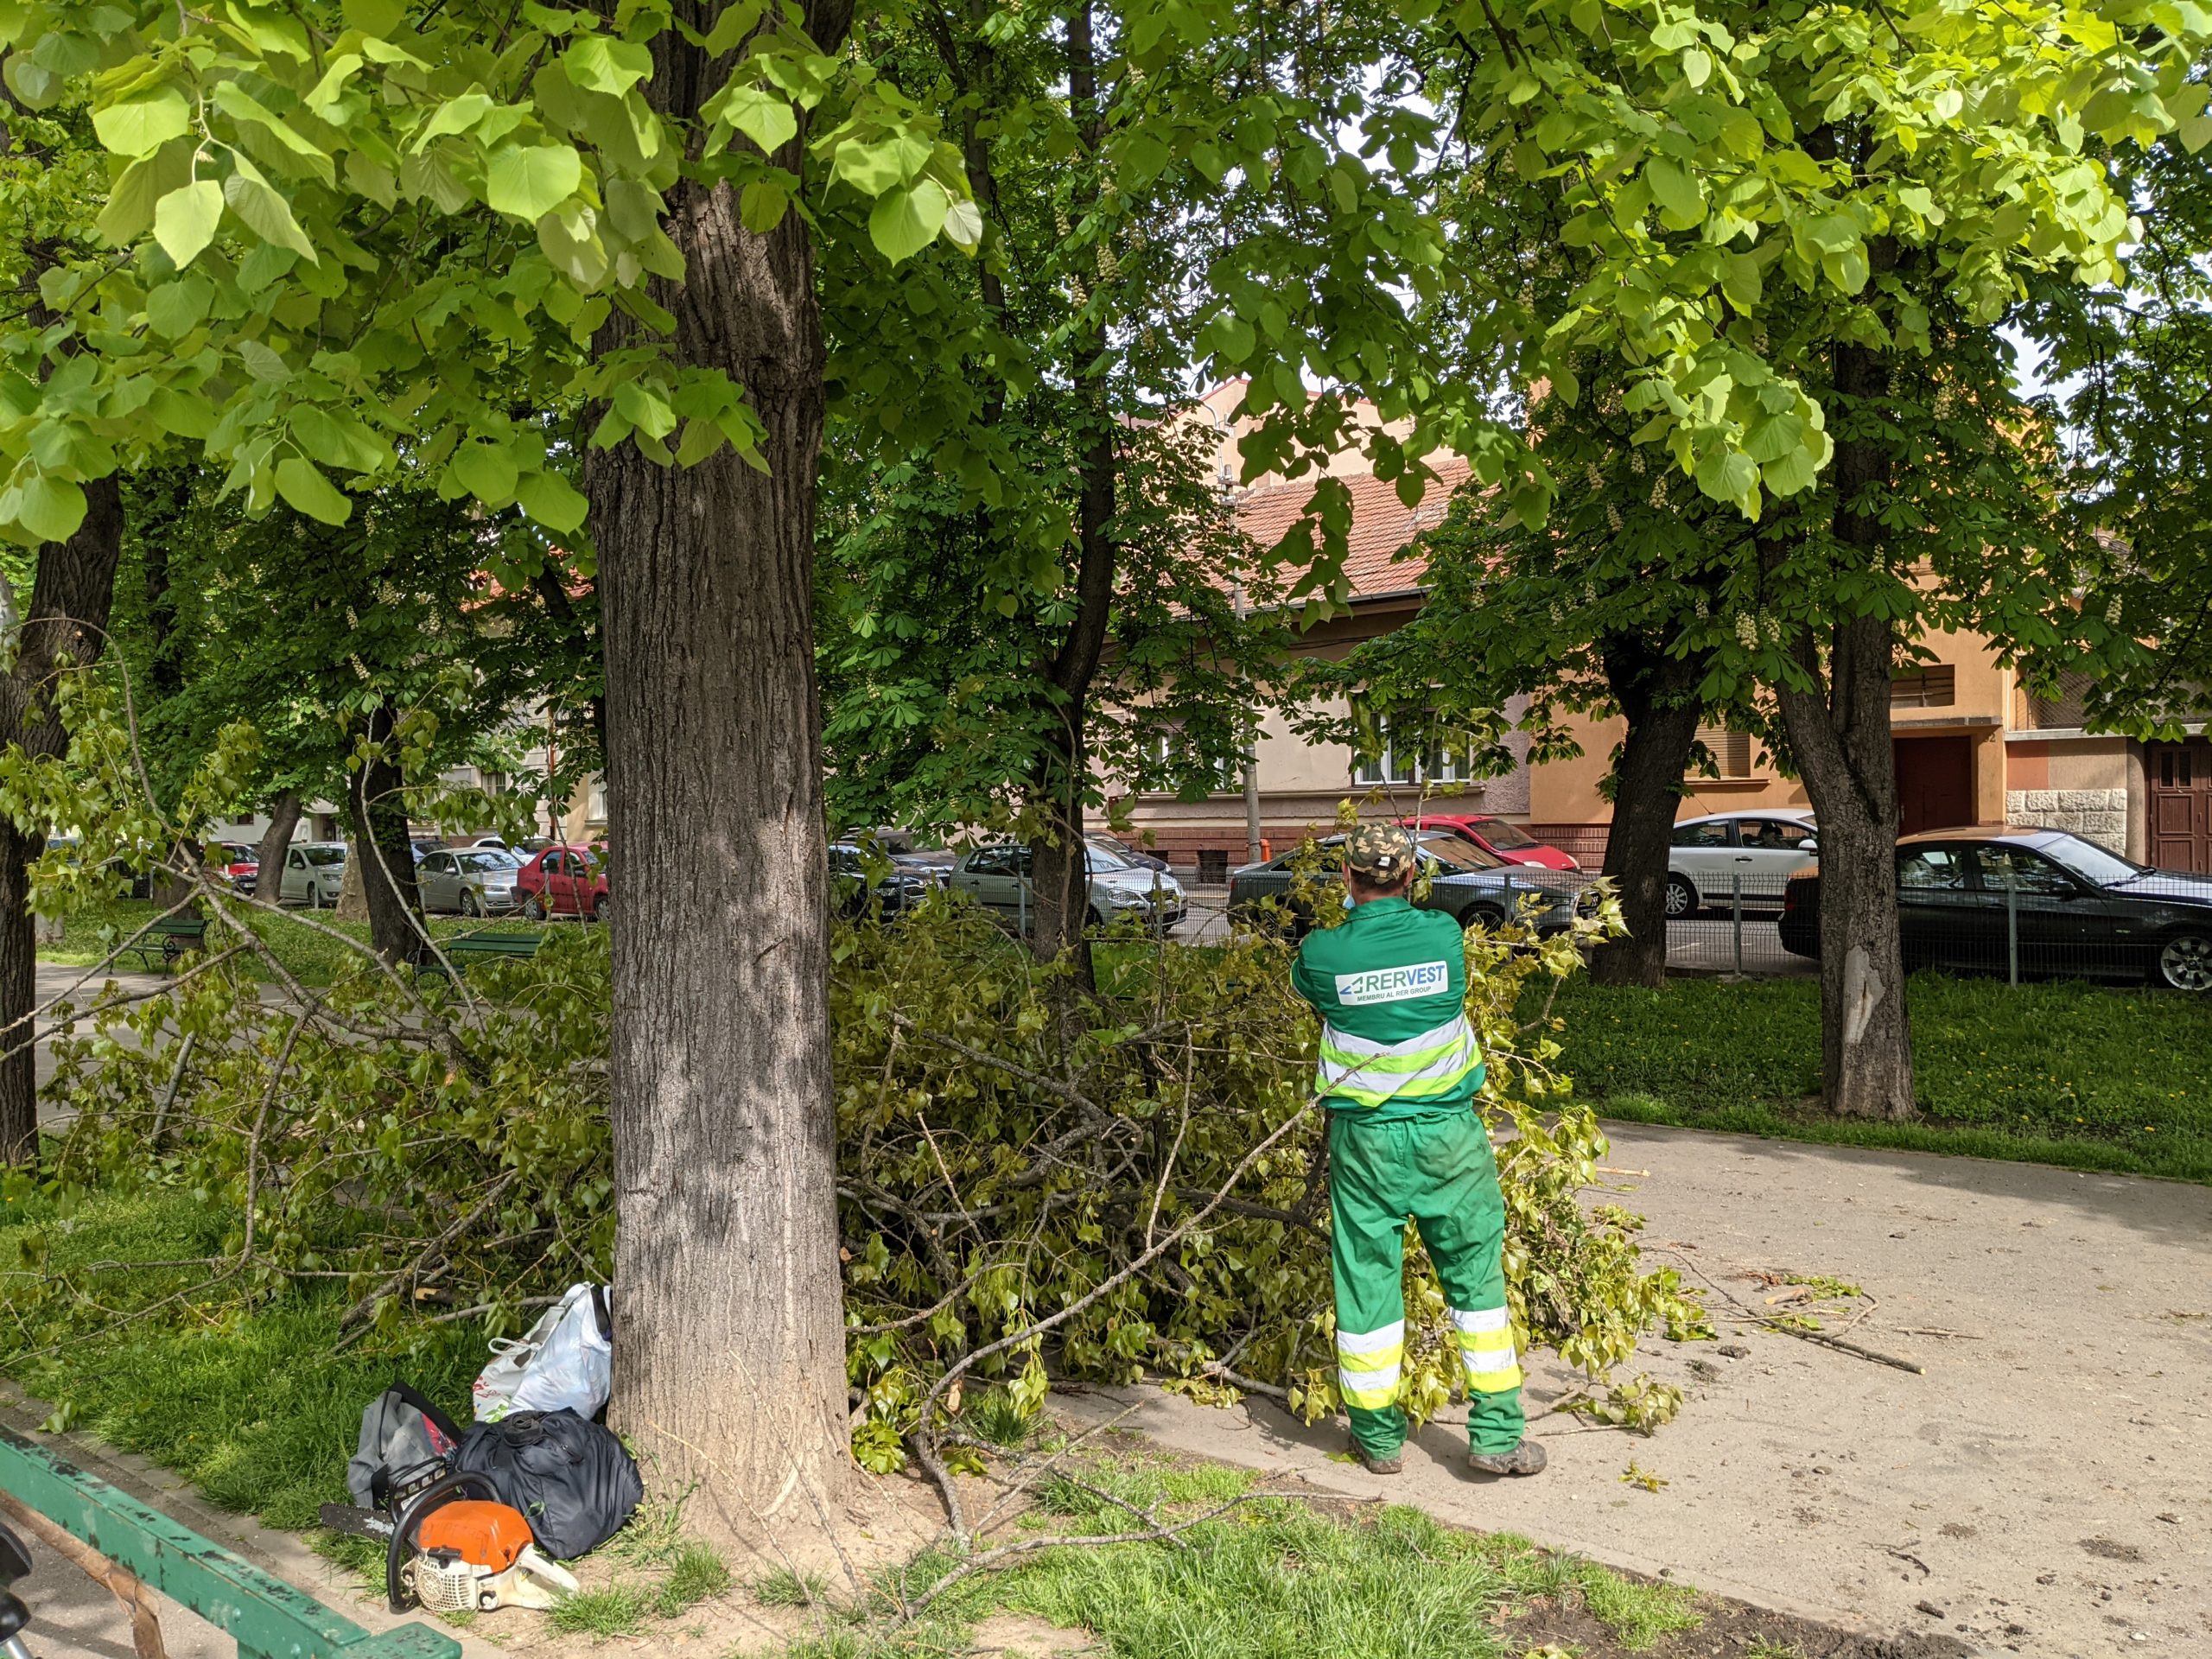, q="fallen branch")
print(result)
[0,1490,167,1659]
